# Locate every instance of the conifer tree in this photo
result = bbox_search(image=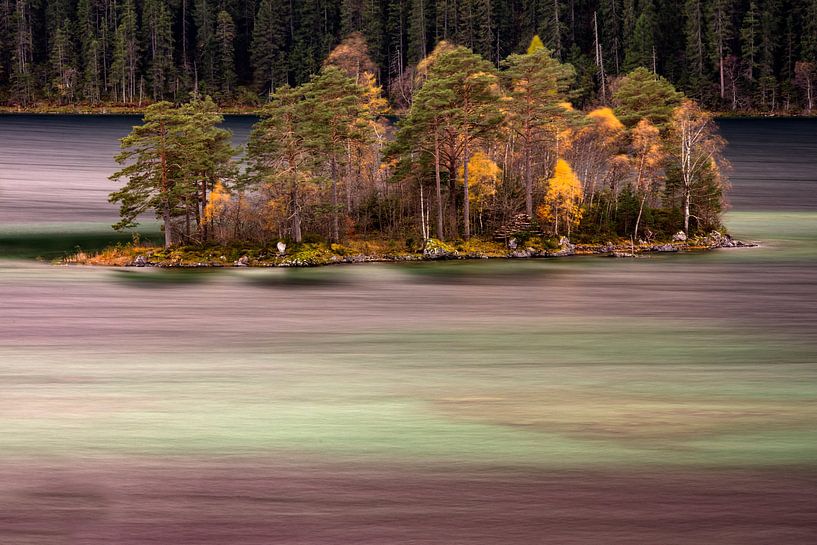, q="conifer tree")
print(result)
[623,0,657,72]
[216,10,237,96]
[302,66,369,242]
[247,84,313,242]
[110,102,192,247]
[612,67,684,127]
[251,0,288,96]
[503,36,576,218]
